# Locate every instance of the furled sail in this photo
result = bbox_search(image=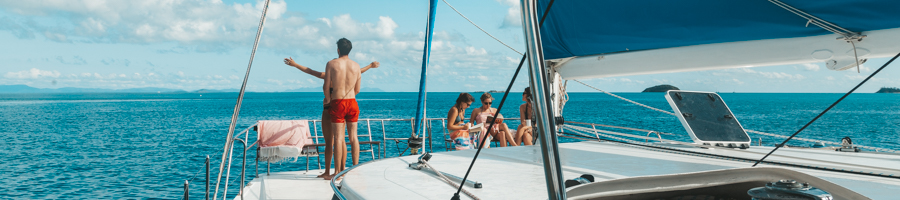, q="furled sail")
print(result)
[535,0,900,79]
